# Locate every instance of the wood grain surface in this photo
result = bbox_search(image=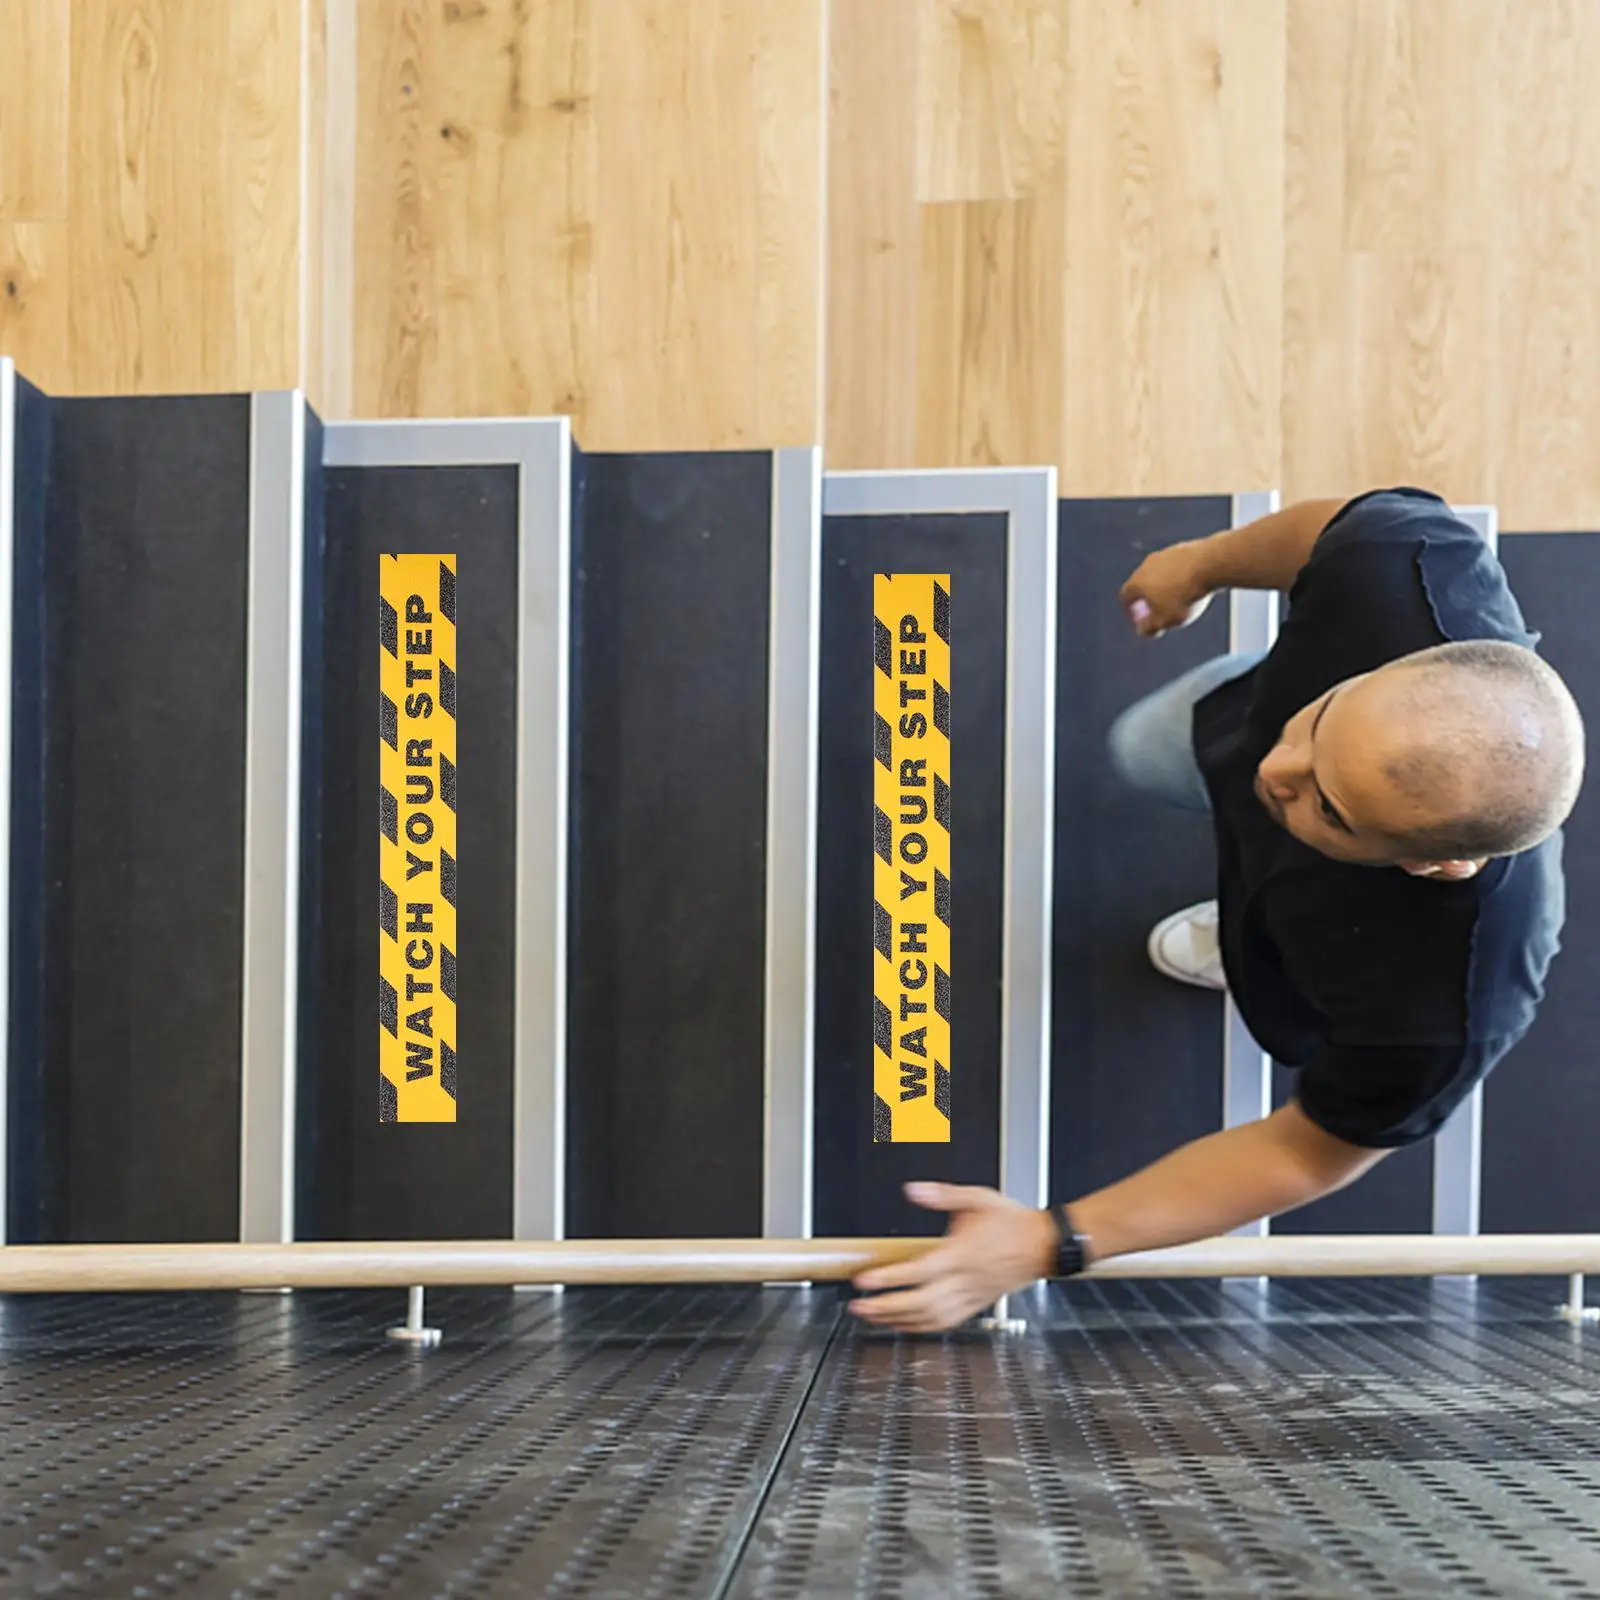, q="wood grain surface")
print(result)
[0,0,71,223]
[2,1,1599,526]
[353,0,823,447]
[826,0,922,468]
